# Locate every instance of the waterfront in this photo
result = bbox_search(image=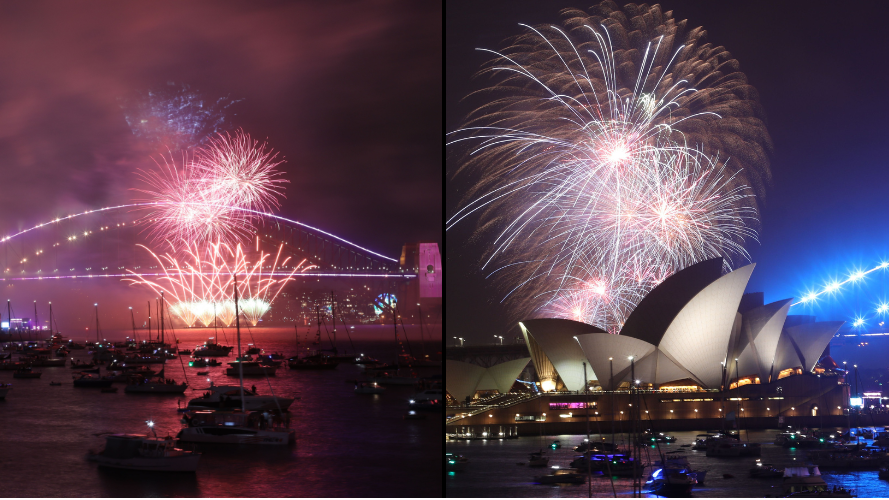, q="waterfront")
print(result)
[0,325,441,497]
[445,429,889,498]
